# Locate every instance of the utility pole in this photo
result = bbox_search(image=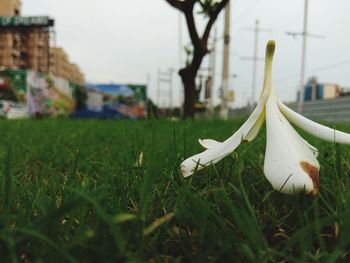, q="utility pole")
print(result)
[220,1,231,120]
[157,68,173,110]
[286,0,325,114]
[298,0,309,114]
[241,20,271,108]
[207,28,217,118]
[157,68,161,107]
[169,68,174,111]
[178,11,184,116]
